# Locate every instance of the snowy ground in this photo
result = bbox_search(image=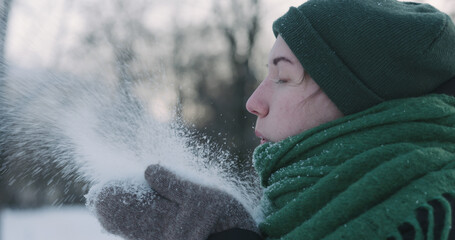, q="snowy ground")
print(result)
[1,205,123,240]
